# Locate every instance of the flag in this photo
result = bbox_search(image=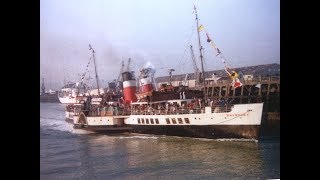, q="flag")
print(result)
[206,32,212,42]
[209,41,216,50]
[231,71,239,78]
[233,80,242,89]
[220,57,226,64]
[216,48,221,56]
[232,78,242,89]
[198,25,204,32]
